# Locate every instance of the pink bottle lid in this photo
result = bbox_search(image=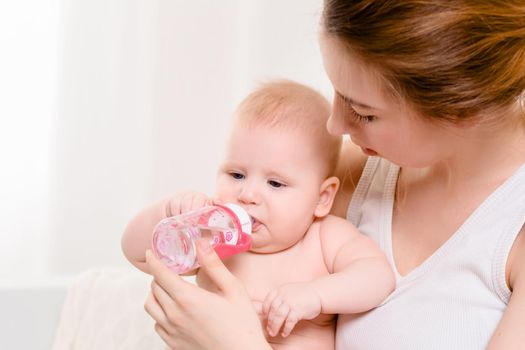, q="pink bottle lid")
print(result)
[213,203,252,260]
